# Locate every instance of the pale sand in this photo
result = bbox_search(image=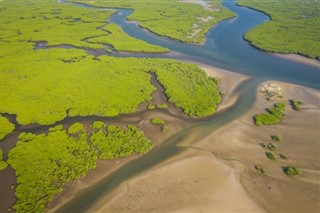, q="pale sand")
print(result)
[274,53,320,68]
[90,150,266,213]
[197,80,320,212]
